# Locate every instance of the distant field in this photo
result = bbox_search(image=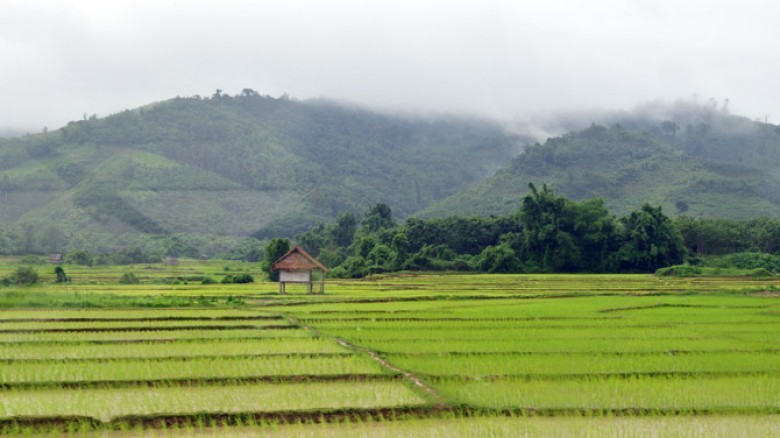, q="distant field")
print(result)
[1,265,779,435]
